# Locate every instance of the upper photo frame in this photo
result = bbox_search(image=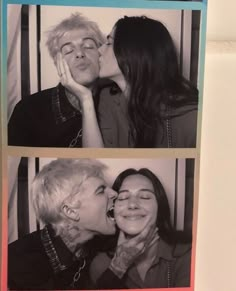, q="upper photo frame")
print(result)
[6,0,207,148]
